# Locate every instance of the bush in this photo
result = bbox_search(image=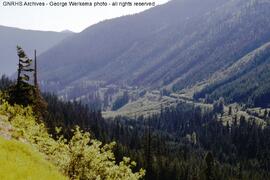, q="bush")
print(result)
[0,101,145,179]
